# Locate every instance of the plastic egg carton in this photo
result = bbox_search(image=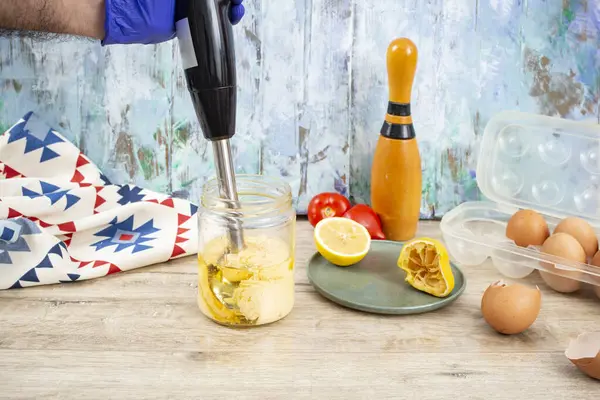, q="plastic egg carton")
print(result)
[440,111,600,296]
